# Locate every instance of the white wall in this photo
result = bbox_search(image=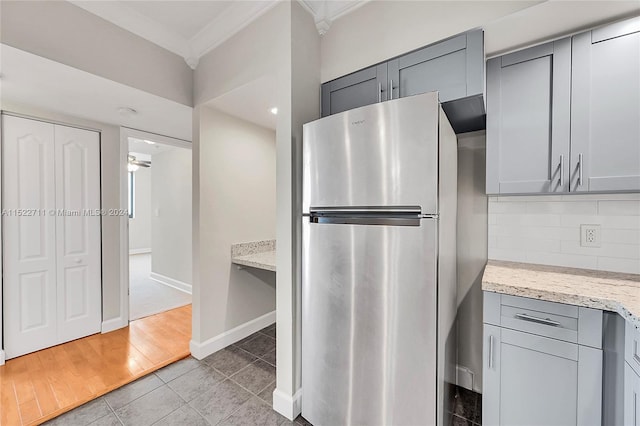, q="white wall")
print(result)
[0,0,193,106]
[488,194,640,274]
[320,0,538,83]
[151,147,192,286]
[193,106,277,343]
[129,166,151,252]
